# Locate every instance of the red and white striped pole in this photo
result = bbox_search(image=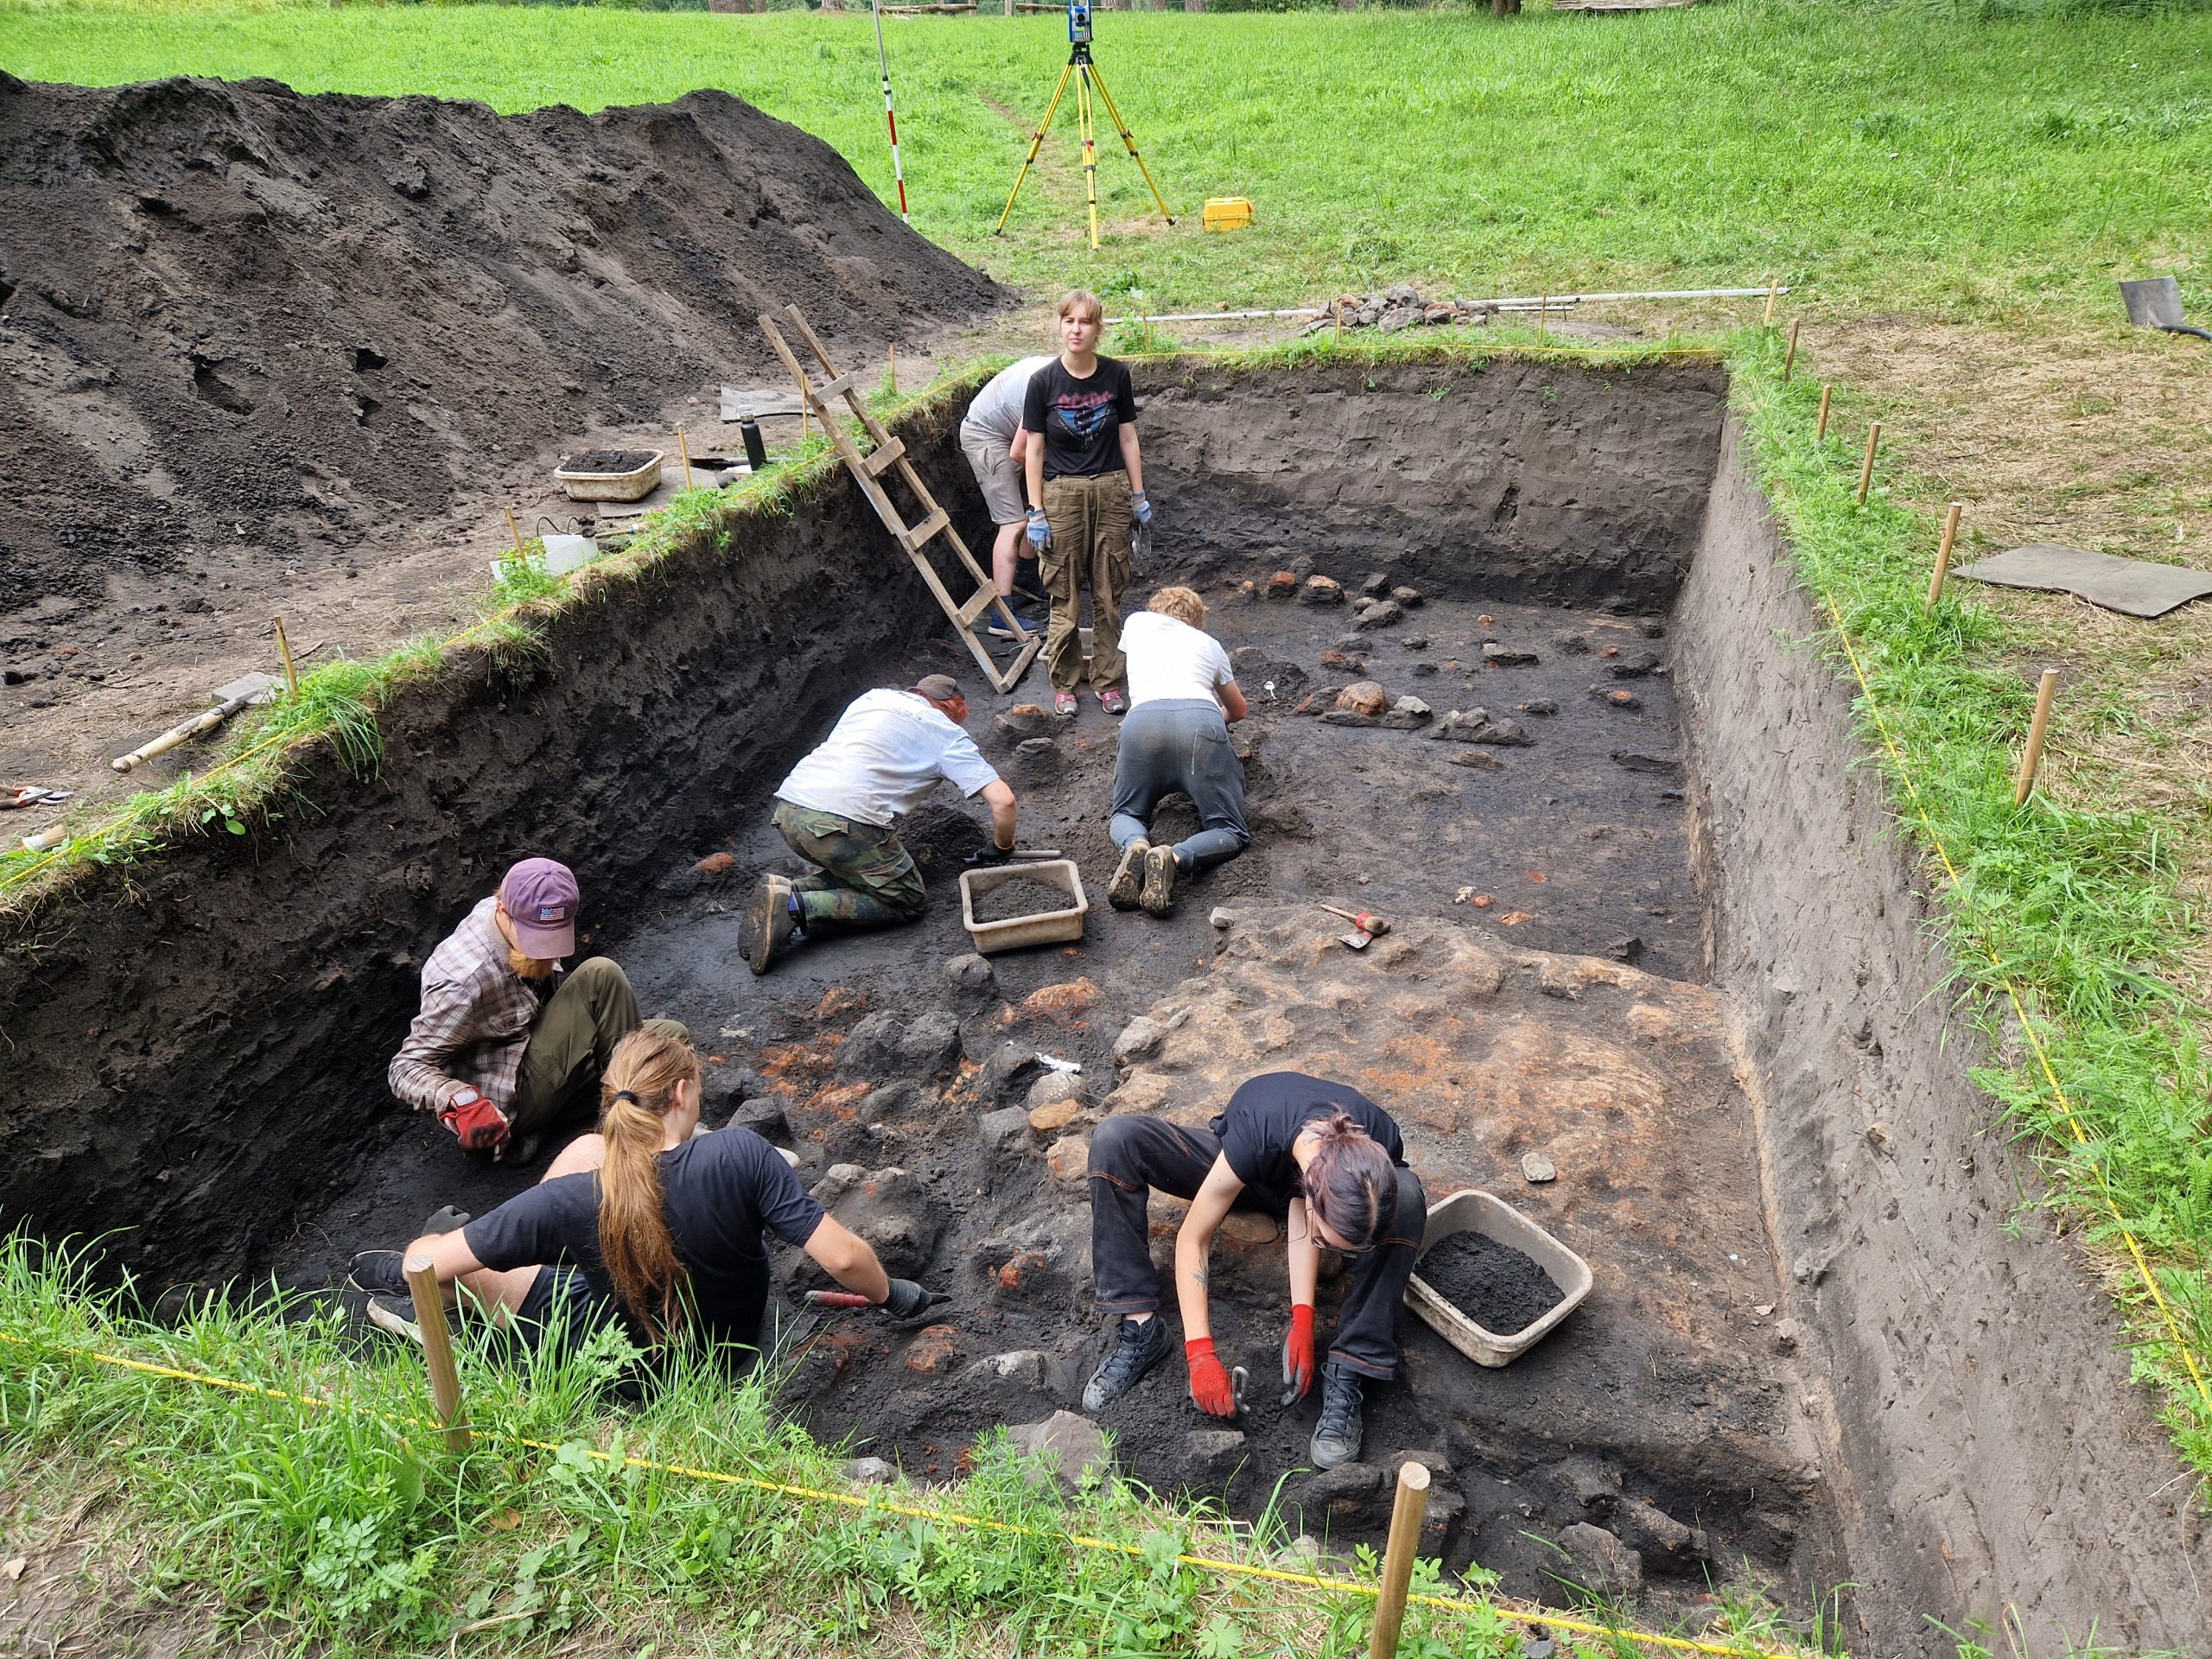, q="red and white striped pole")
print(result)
[870,1,910,222]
